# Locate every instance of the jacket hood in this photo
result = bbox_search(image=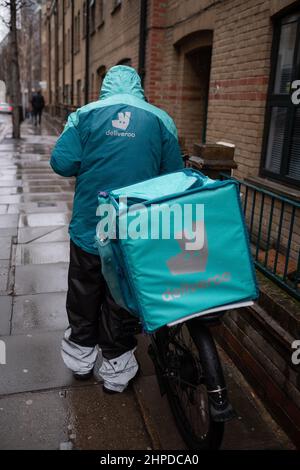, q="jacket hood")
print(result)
[100,65,145,100]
